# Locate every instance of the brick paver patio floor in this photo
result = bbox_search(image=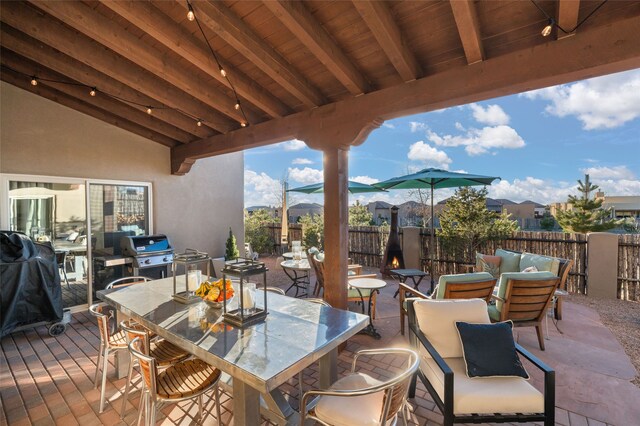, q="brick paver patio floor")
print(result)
[2,255,638,425]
